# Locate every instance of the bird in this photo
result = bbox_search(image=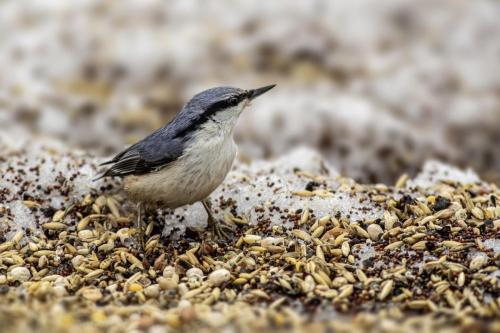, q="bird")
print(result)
[95,84,276,242]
